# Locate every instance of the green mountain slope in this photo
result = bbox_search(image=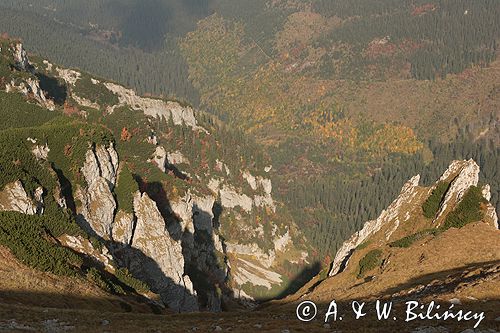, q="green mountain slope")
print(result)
[0,38,312,310]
